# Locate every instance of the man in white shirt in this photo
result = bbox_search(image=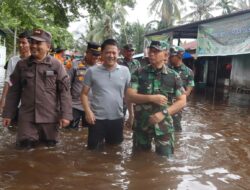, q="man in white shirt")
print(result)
[0,31,31,114]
